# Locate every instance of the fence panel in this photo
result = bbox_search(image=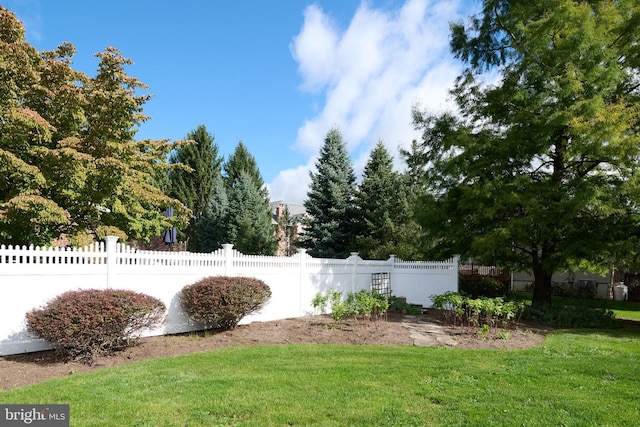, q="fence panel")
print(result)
[0,237,458,355]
